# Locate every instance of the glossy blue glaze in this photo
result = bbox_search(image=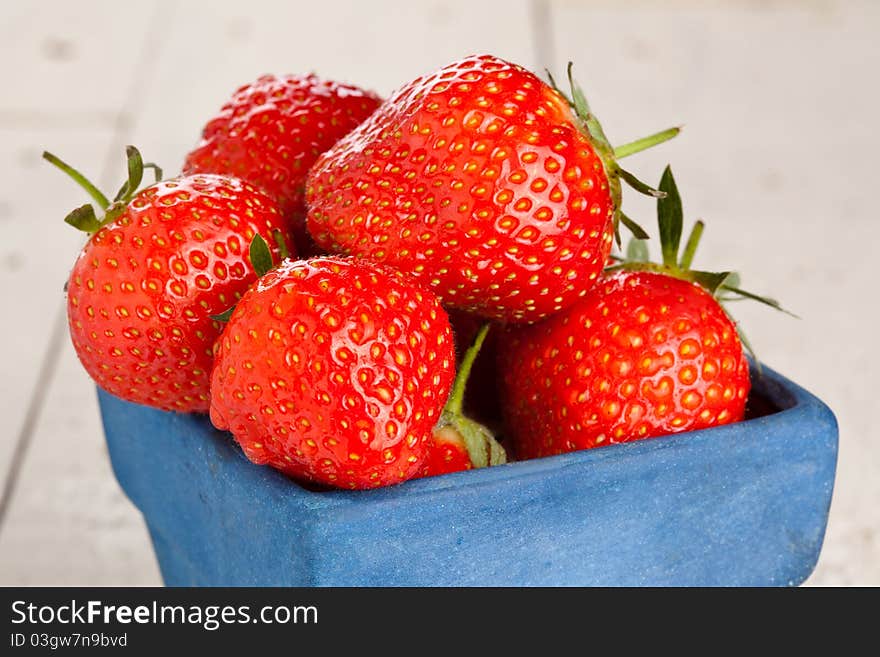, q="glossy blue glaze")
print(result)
[99,363,837,586]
